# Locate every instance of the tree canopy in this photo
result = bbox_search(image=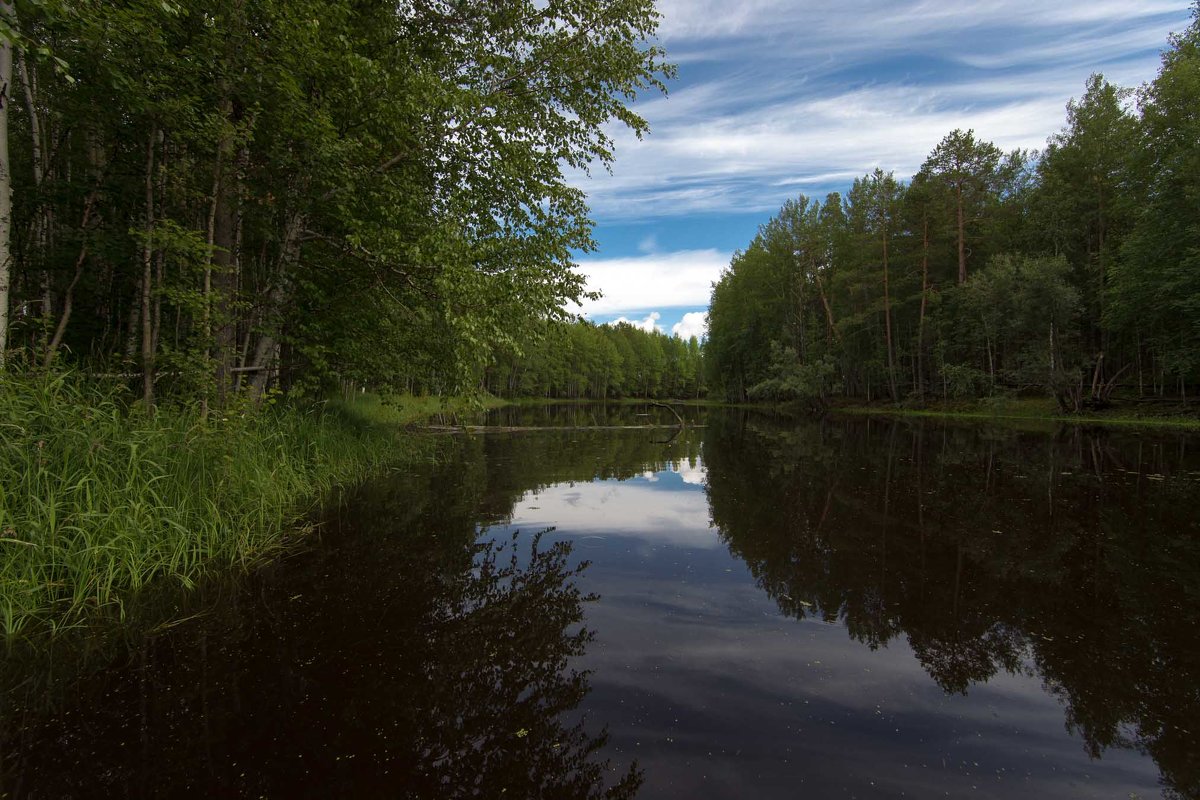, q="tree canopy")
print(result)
[0,0,673,405]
